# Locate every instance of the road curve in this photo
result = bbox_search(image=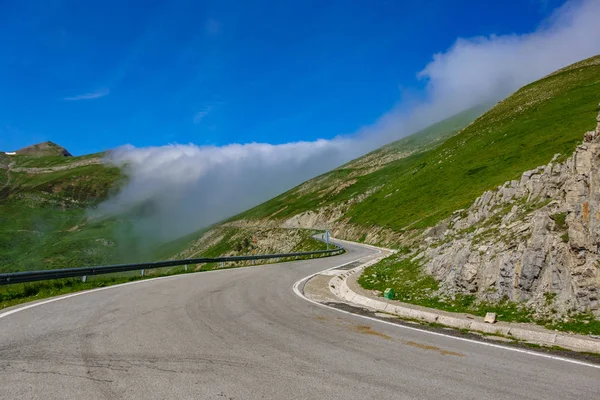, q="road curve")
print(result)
[1,241,598,399]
